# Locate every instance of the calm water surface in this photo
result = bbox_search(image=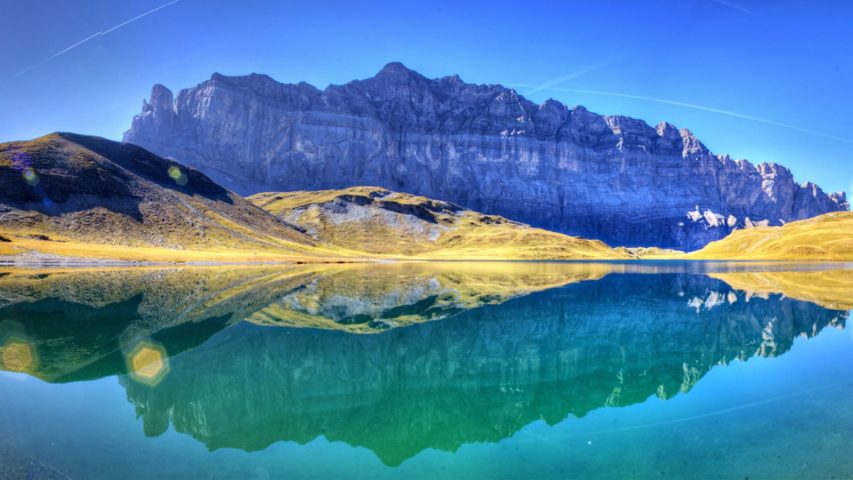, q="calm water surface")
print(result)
[0,262,852,479]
